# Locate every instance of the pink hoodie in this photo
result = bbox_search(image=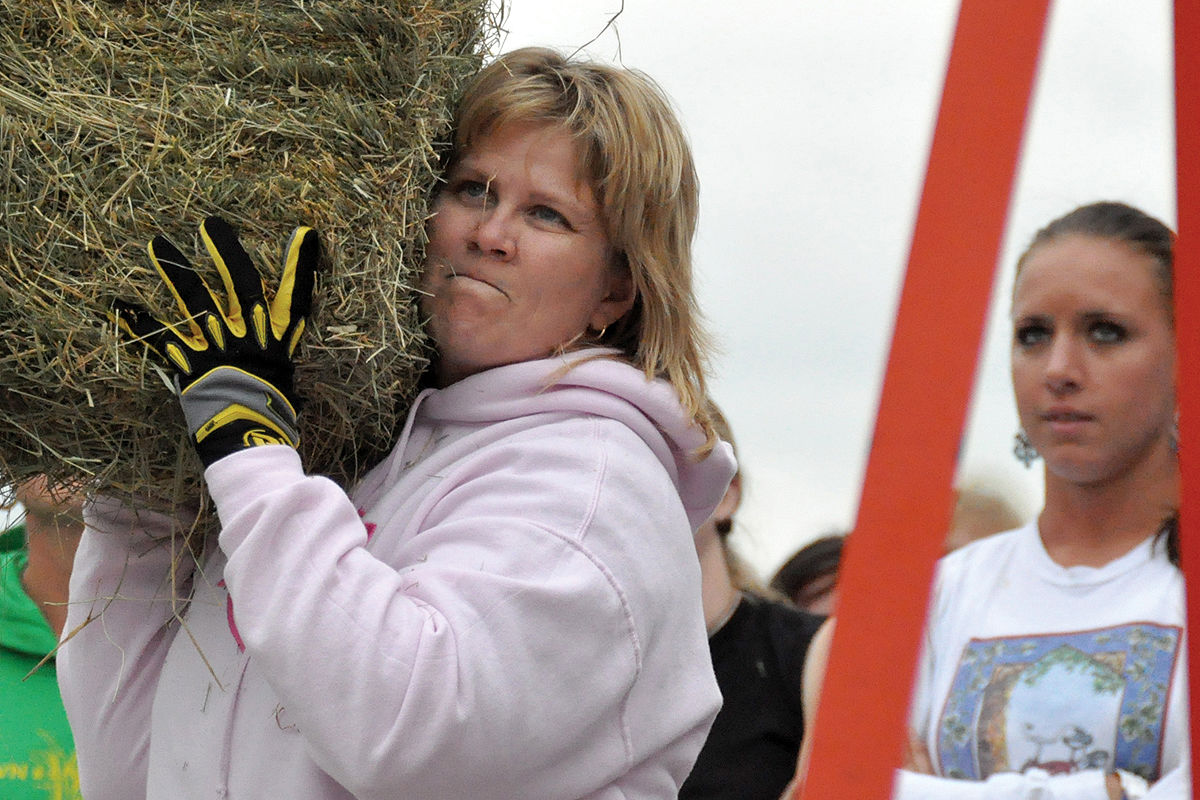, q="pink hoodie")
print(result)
[60,351,734,799]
